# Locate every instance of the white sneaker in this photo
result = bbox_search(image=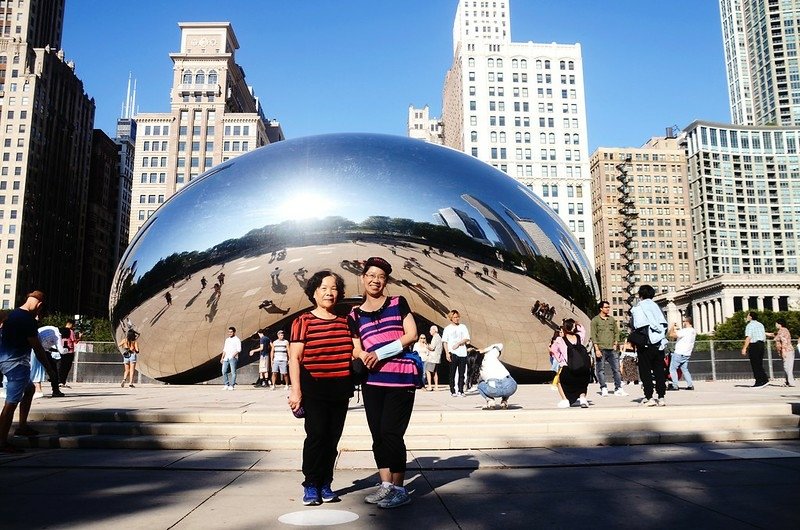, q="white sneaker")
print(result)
[578,397,589,408]
[600,387,608,397]
[222,385,229,390]
[614,388,628,396]
[557,399,570,408]
[33,391,44,399]
[656,397,666,407]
